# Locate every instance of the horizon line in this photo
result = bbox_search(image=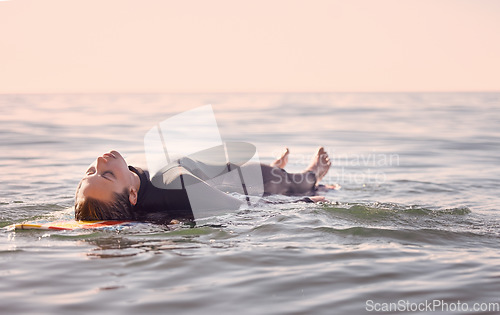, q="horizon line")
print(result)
[1,90,499,96]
